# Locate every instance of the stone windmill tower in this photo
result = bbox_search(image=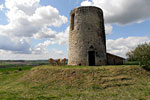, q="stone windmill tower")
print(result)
[68,6,107,66]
